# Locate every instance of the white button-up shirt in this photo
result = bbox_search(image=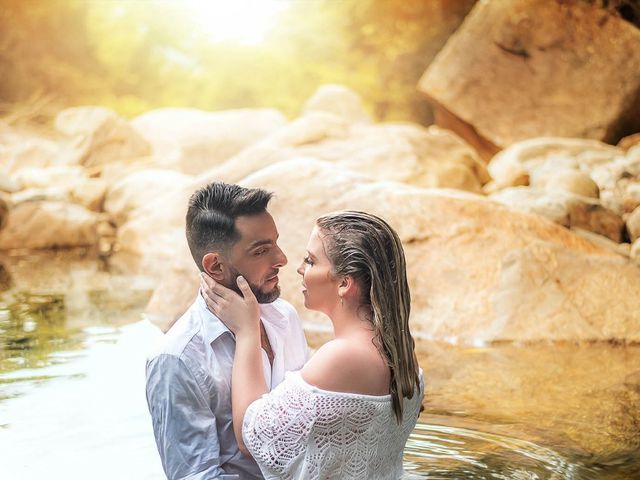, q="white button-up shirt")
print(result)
[146,294,309,480]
